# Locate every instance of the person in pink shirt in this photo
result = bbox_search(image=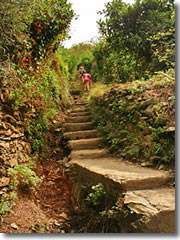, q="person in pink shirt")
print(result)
[82,71,92,92]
